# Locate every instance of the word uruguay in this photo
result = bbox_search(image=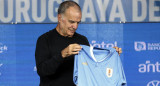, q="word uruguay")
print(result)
[0,0,159,23]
